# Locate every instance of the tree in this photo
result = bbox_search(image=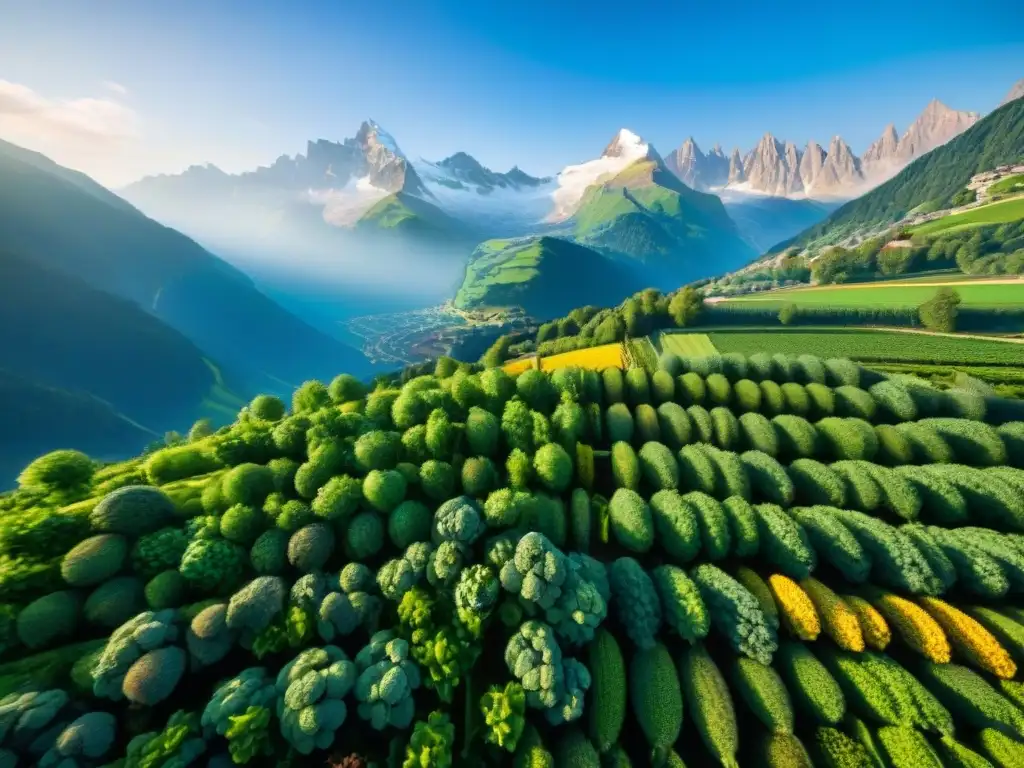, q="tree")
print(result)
[188,419,214,442]
[668,288,702,327]
[778,304,797,326]
[919,288,961,333]
[481,335,513,368]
